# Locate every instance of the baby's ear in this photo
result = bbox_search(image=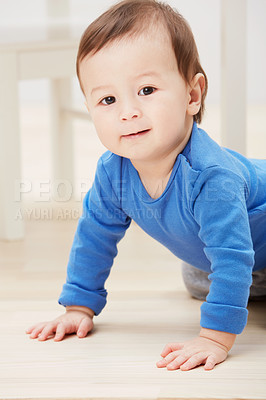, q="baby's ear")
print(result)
[187,73,205,116]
